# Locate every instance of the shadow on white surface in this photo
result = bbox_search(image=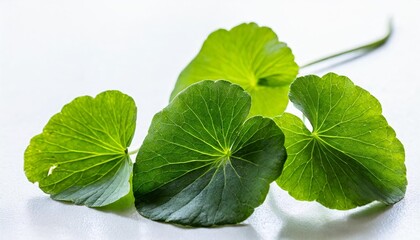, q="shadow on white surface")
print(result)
[26,196,262,240]
[267,193,404,240]
[26,196,142,239]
